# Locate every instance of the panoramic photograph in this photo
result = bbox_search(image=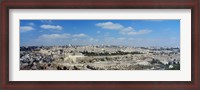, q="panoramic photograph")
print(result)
[20,20,180,70]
